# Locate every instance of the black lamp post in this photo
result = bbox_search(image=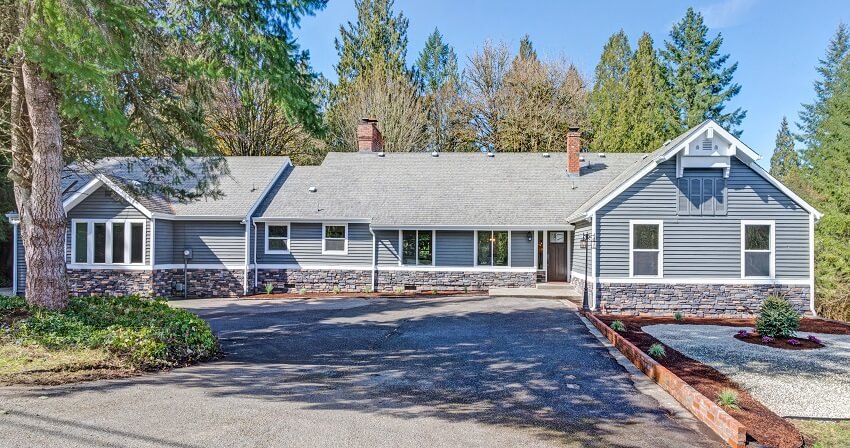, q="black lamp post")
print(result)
[580,233,594,311]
